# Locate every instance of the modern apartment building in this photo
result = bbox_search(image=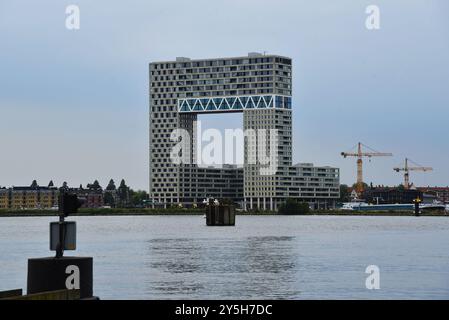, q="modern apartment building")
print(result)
[286,163,339,204]
[149,53,339,210]
[179,164,244,205]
